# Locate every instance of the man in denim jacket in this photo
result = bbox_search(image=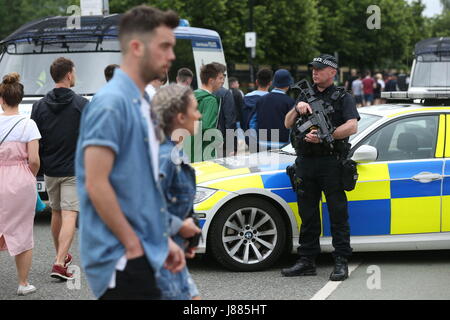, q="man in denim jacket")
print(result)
[76,6,185,300]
